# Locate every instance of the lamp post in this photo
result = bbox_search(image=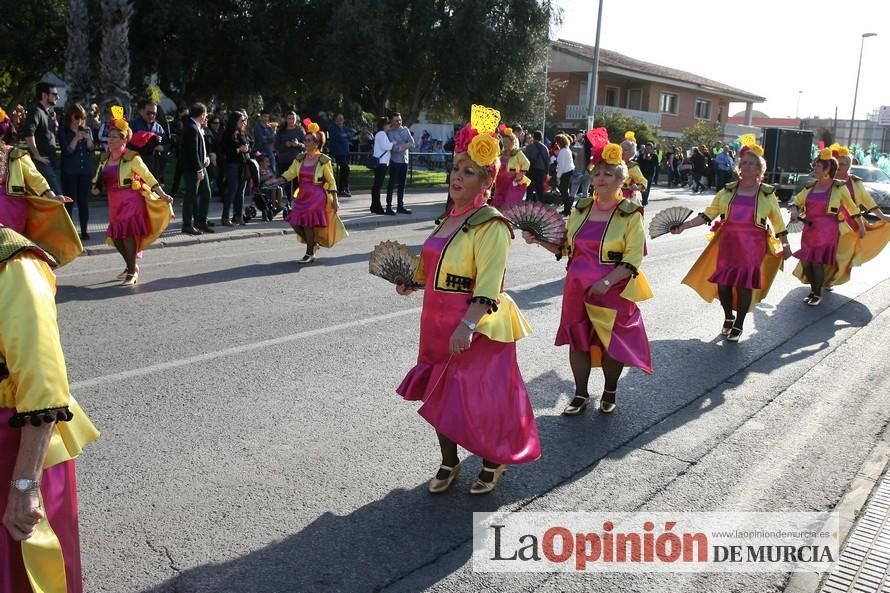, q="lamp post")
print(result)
[795,91,802,119]
[848,32,877,145]
[585,0,605,130]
